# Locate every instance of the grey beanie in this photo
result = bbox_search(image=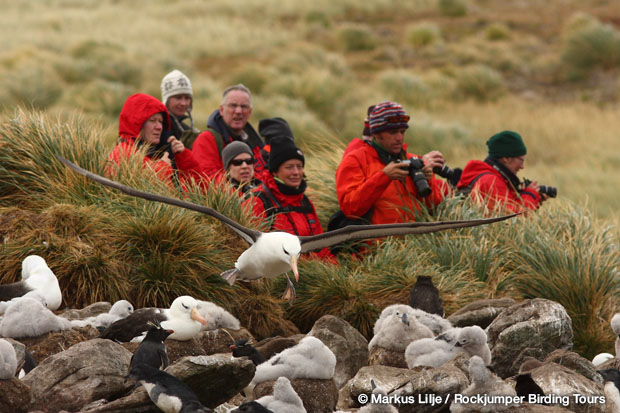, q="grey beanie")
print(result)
[161,70,193,106]
[222,141,253,170]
